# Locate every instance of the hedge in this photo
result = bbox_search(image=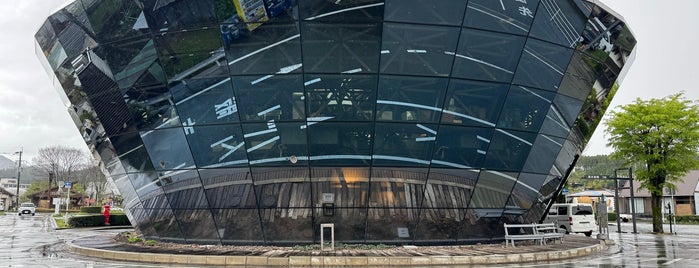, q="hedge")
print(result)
[66,214,131,227]
[674,215,699,224]
[81,206,103,213]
